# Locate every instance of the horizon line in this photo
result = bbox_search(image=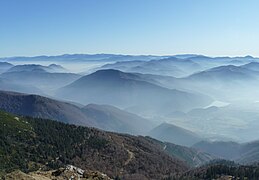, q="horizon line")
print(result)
[0,53,257,59]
